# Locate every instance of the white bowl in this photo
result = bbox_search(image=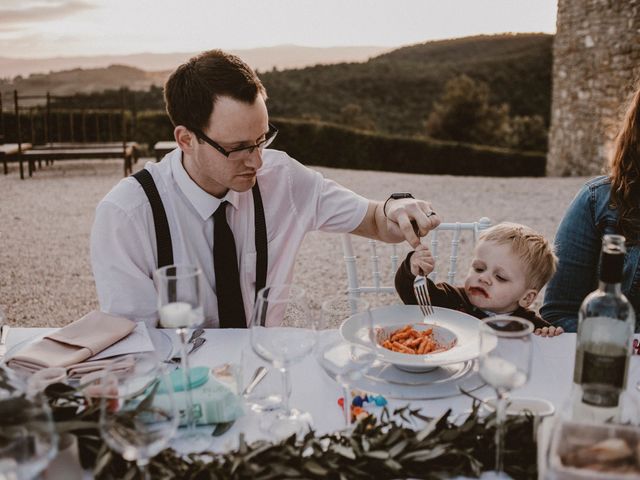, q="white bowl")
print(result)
[340,305,494,373]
